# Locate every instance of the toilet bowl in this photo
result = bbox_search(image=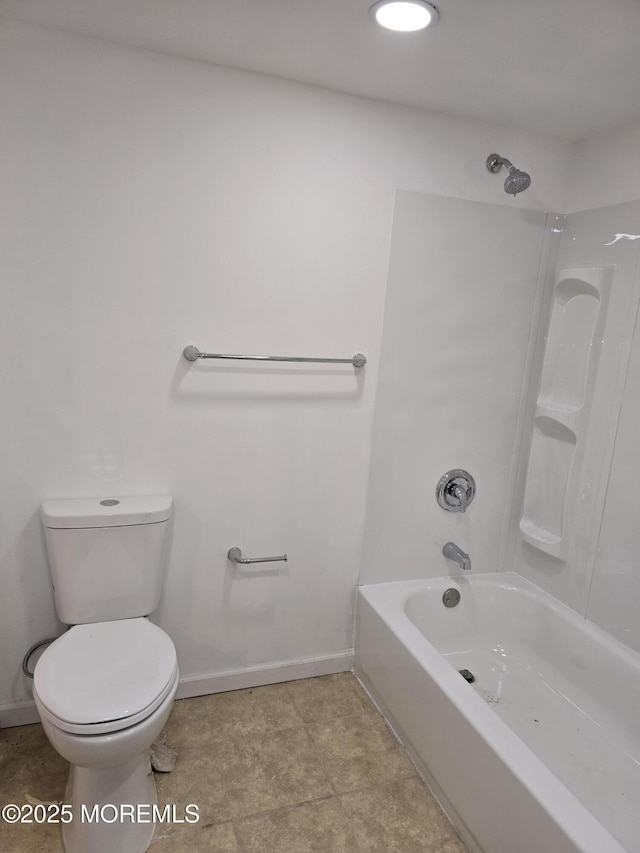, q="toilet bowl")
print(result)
[34,617,178,853]
[35,495,178,853]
